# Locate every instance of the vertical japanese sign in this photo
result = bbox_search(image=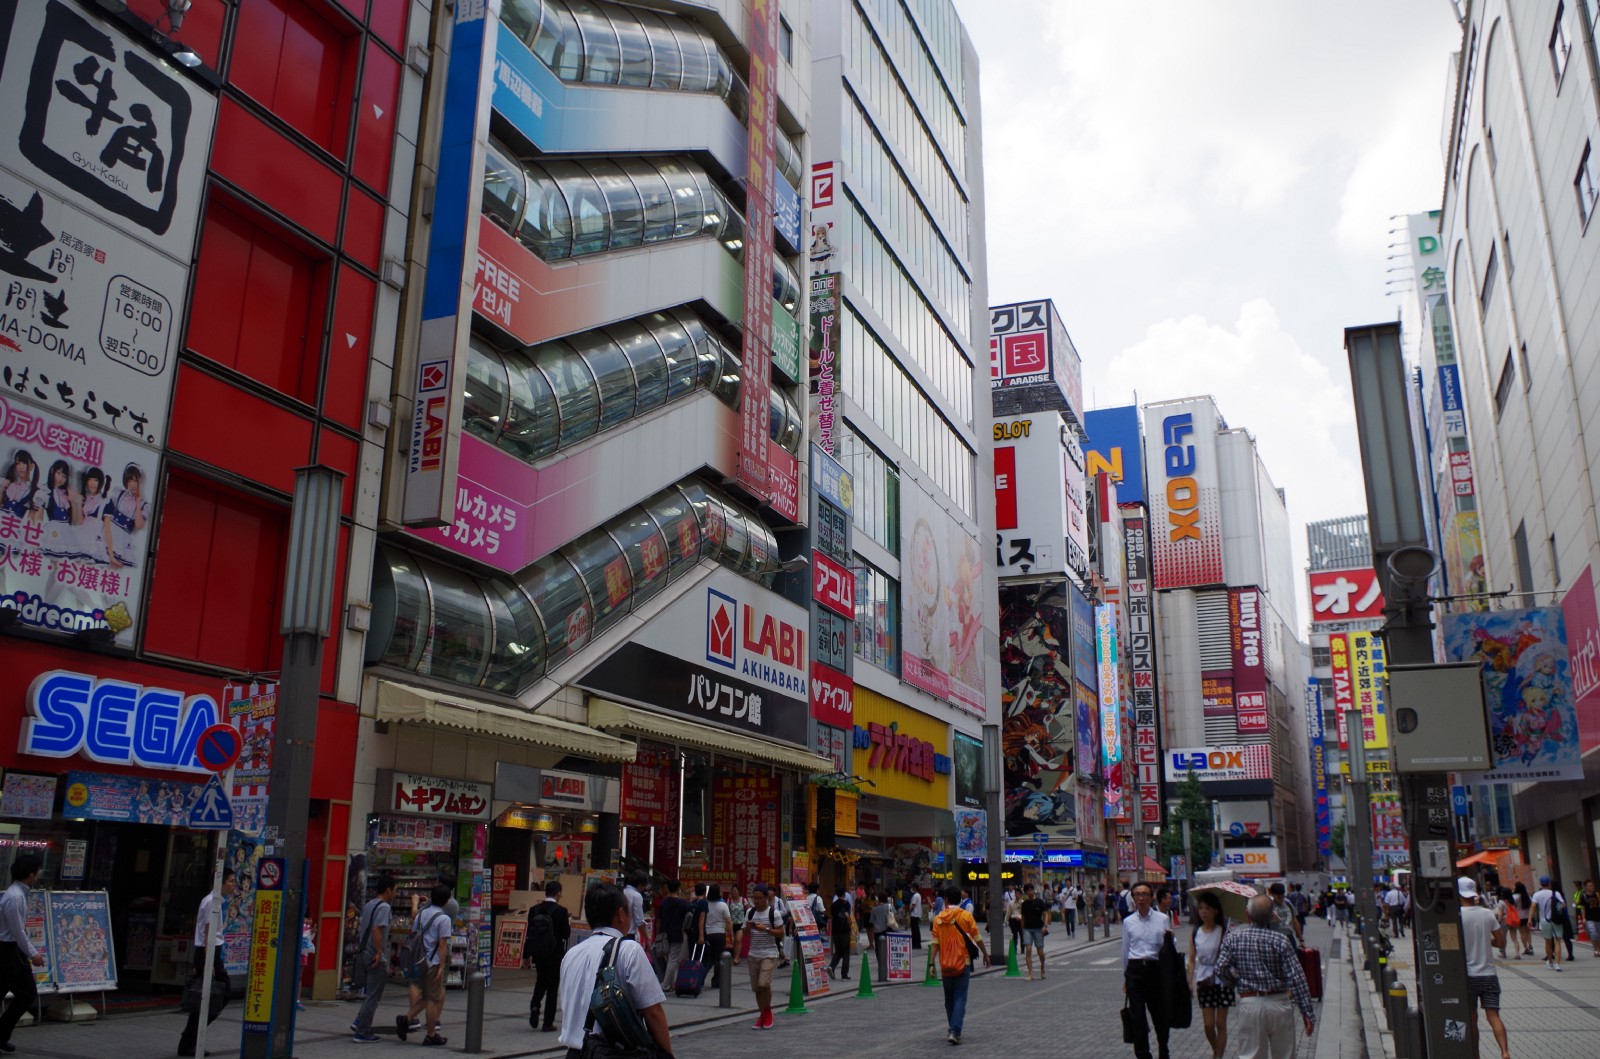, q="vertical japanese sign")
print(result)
[1559,566,1600,754]
[1230,587,1268,734]
[1096,603,1123,819]
[1348,631,1388,750]
[1329,633,1353,753]
[710,774,780,889]
[808,273,841,457]
[404,2,494,524]
[243,857,286,1034]
[1306,679,1331,859]
[620,746,670,829]
[1123,513,1162,825]
[736,0,779,505]
[226,682,276,837]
